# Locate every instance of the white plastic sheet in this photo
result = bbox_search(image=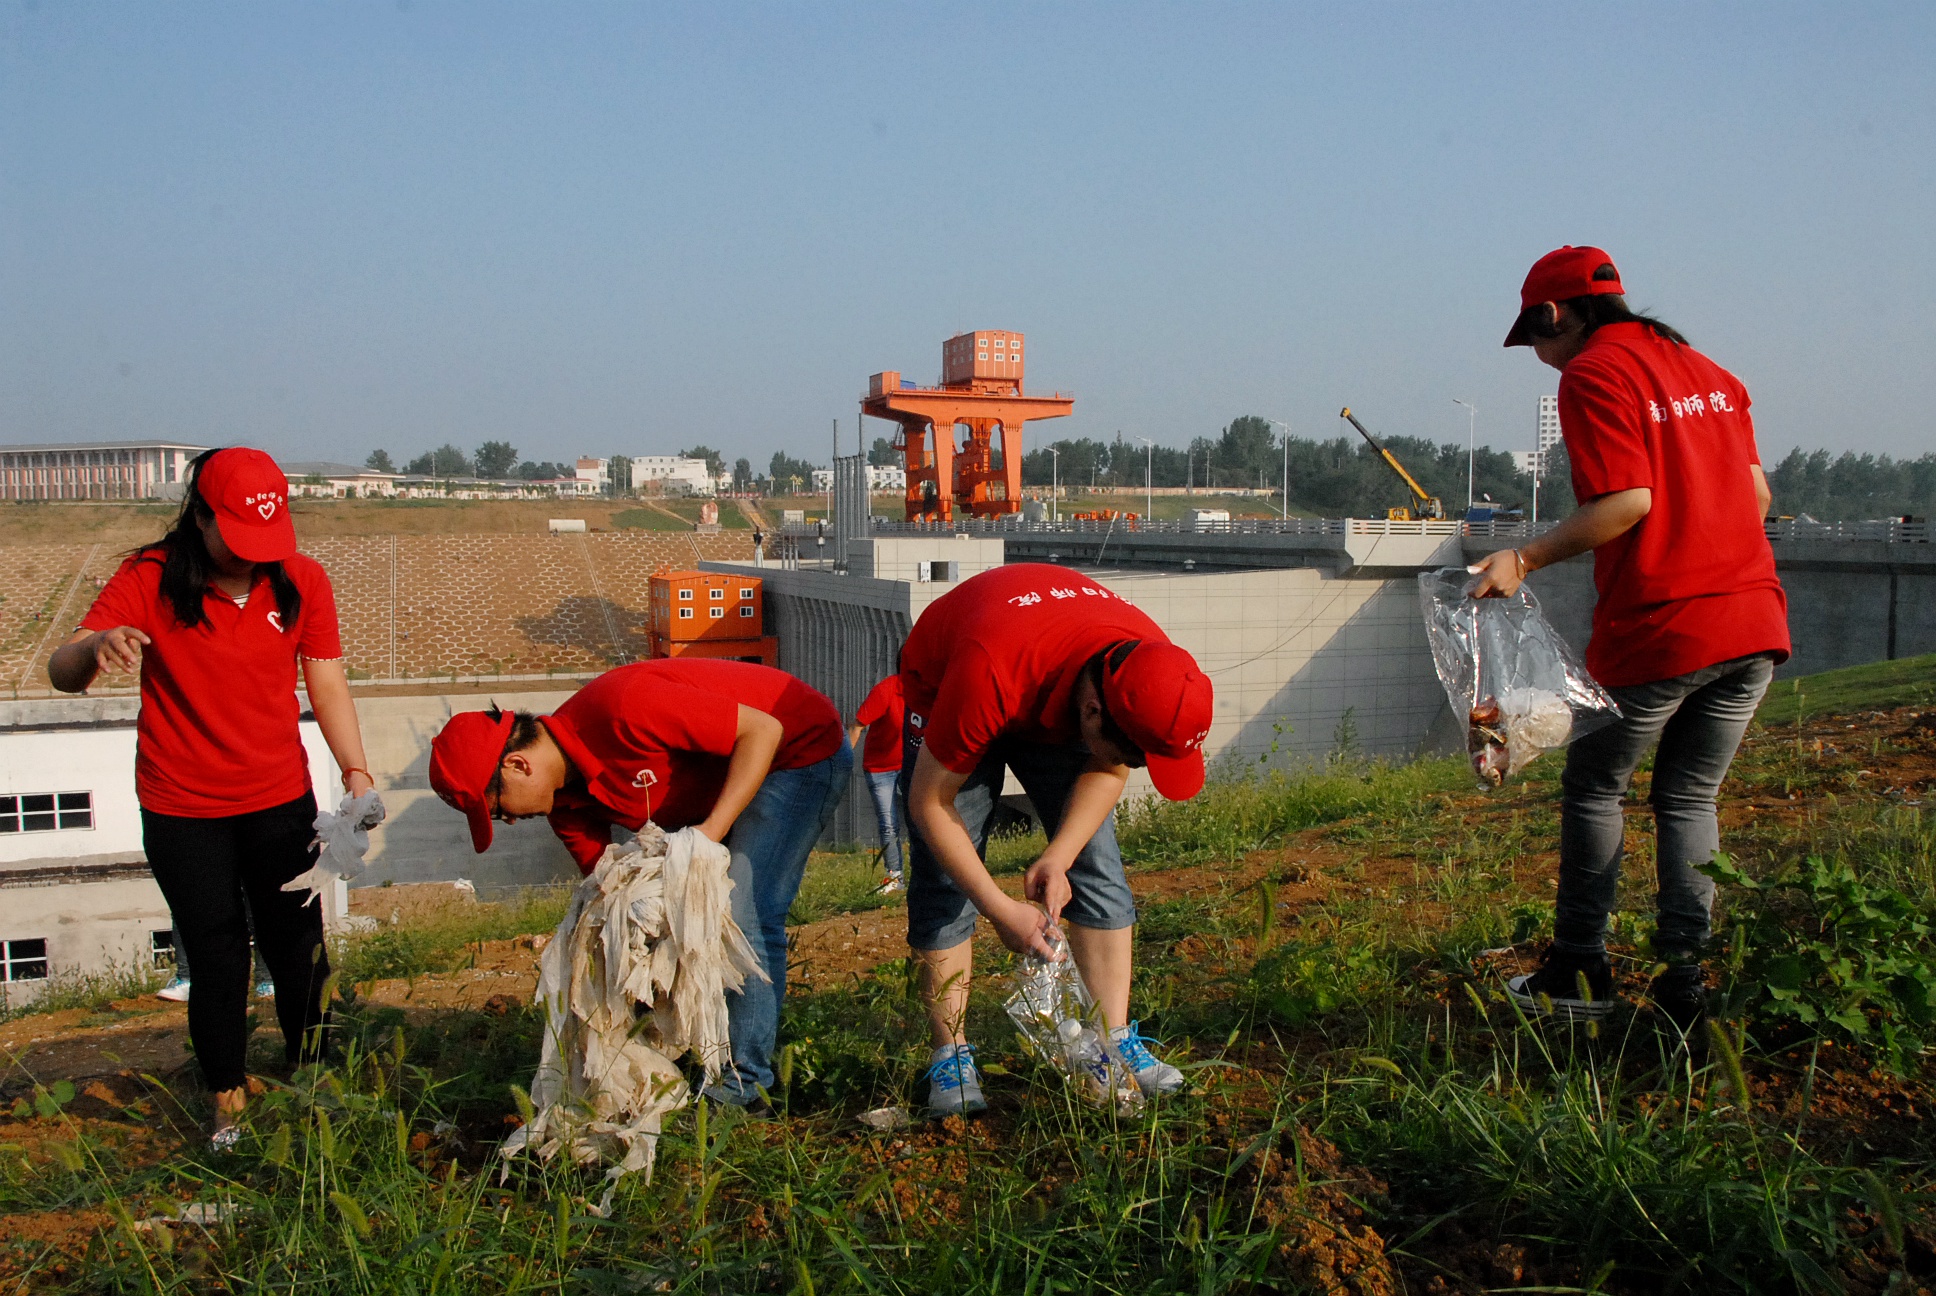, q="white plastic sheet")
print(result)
[501,825,767,1199]
[1417,568,1621,786]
